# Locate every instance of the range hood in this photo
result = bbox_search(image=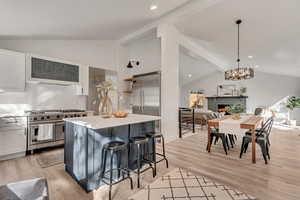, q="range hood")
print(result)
[26,54,80,85]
